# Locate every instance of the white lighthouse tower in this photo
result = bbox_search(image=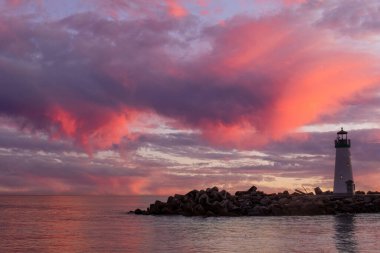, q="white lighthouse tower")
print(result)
[333,128,355,195]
